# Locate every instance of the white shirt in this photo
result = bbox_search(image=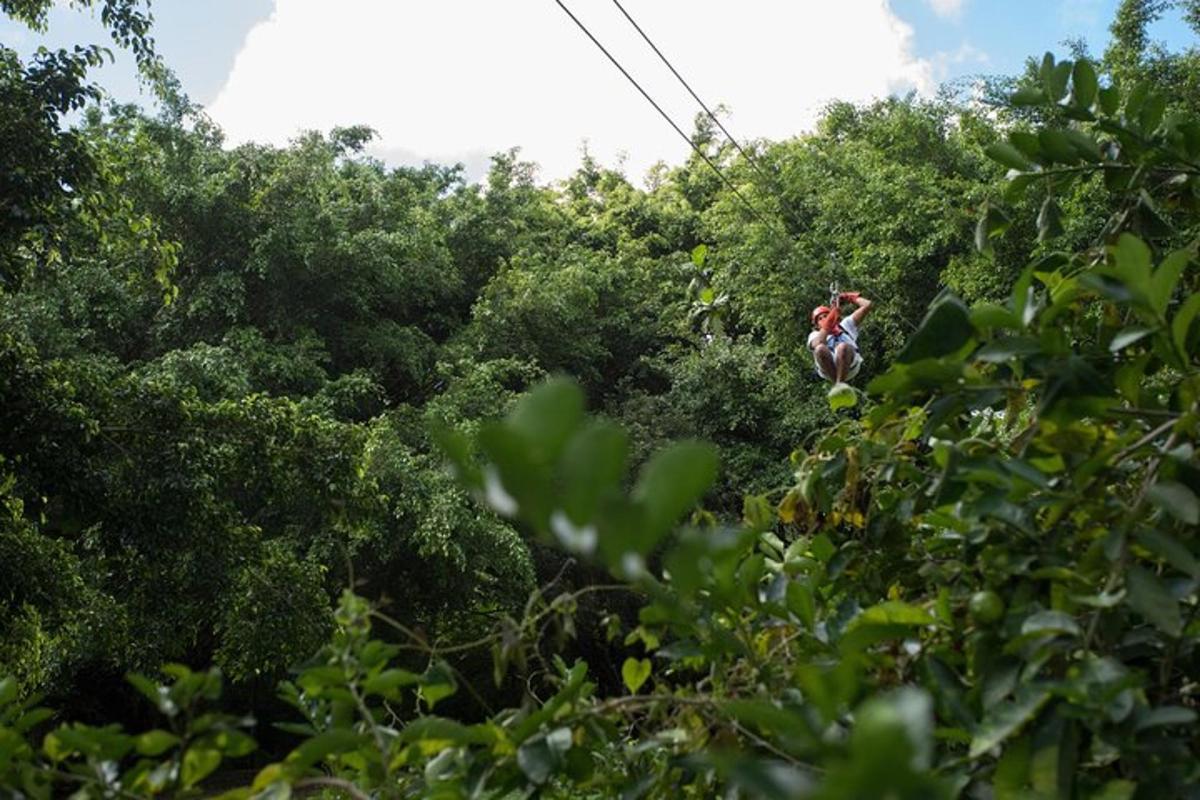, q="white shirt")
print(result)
[808,315,860,352]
